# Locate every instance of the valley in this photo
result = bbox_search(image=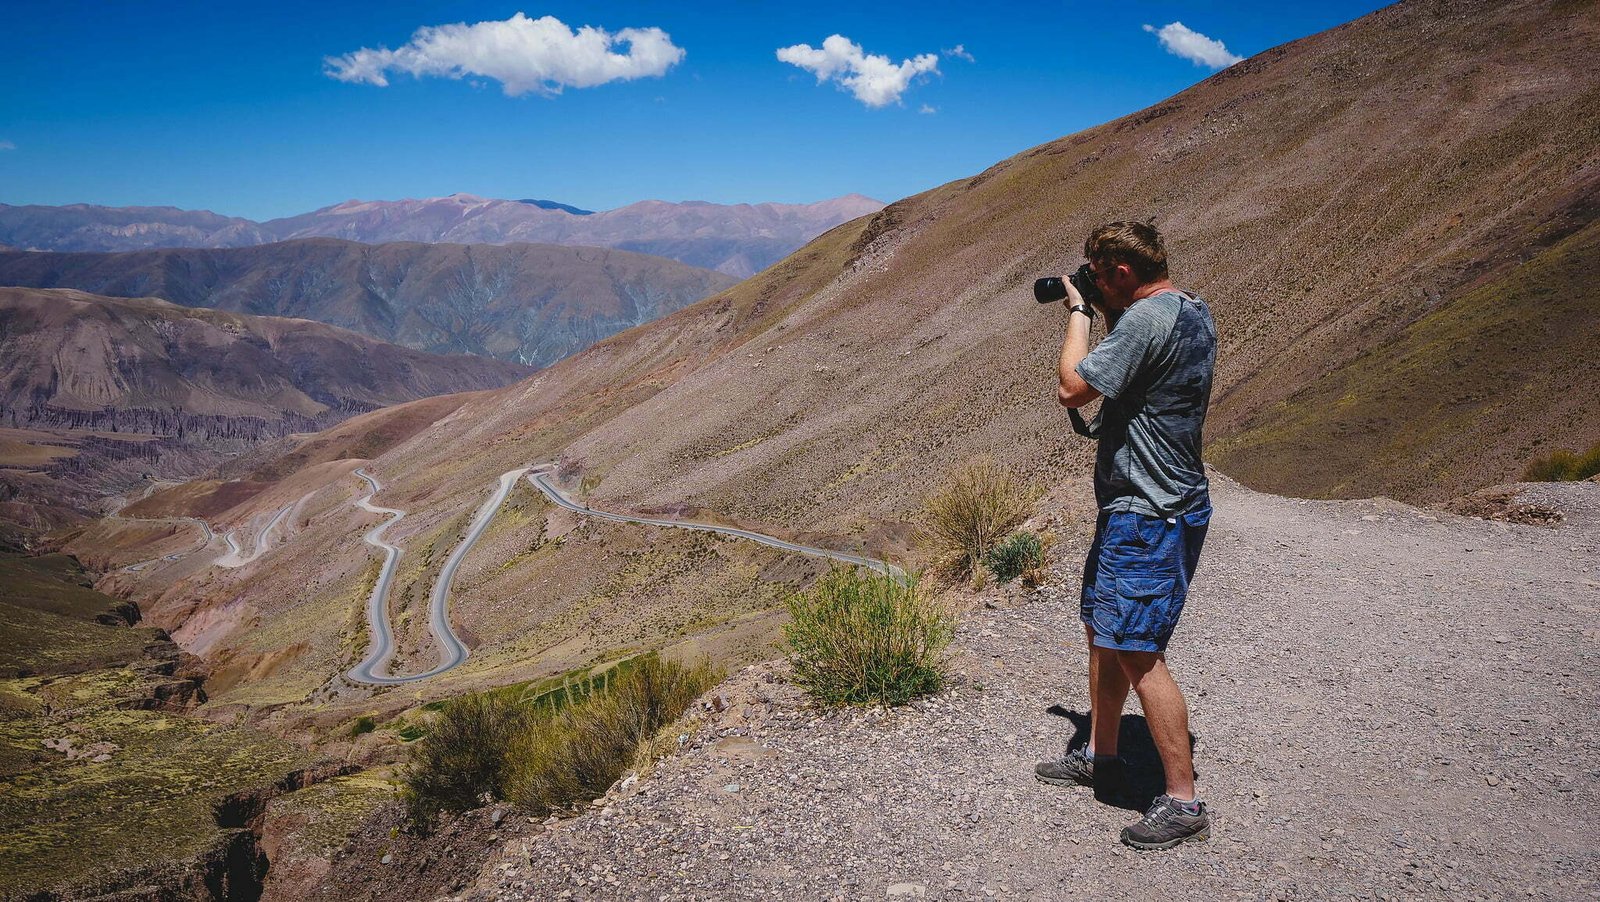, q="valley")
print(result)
[2,0,1596,898]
